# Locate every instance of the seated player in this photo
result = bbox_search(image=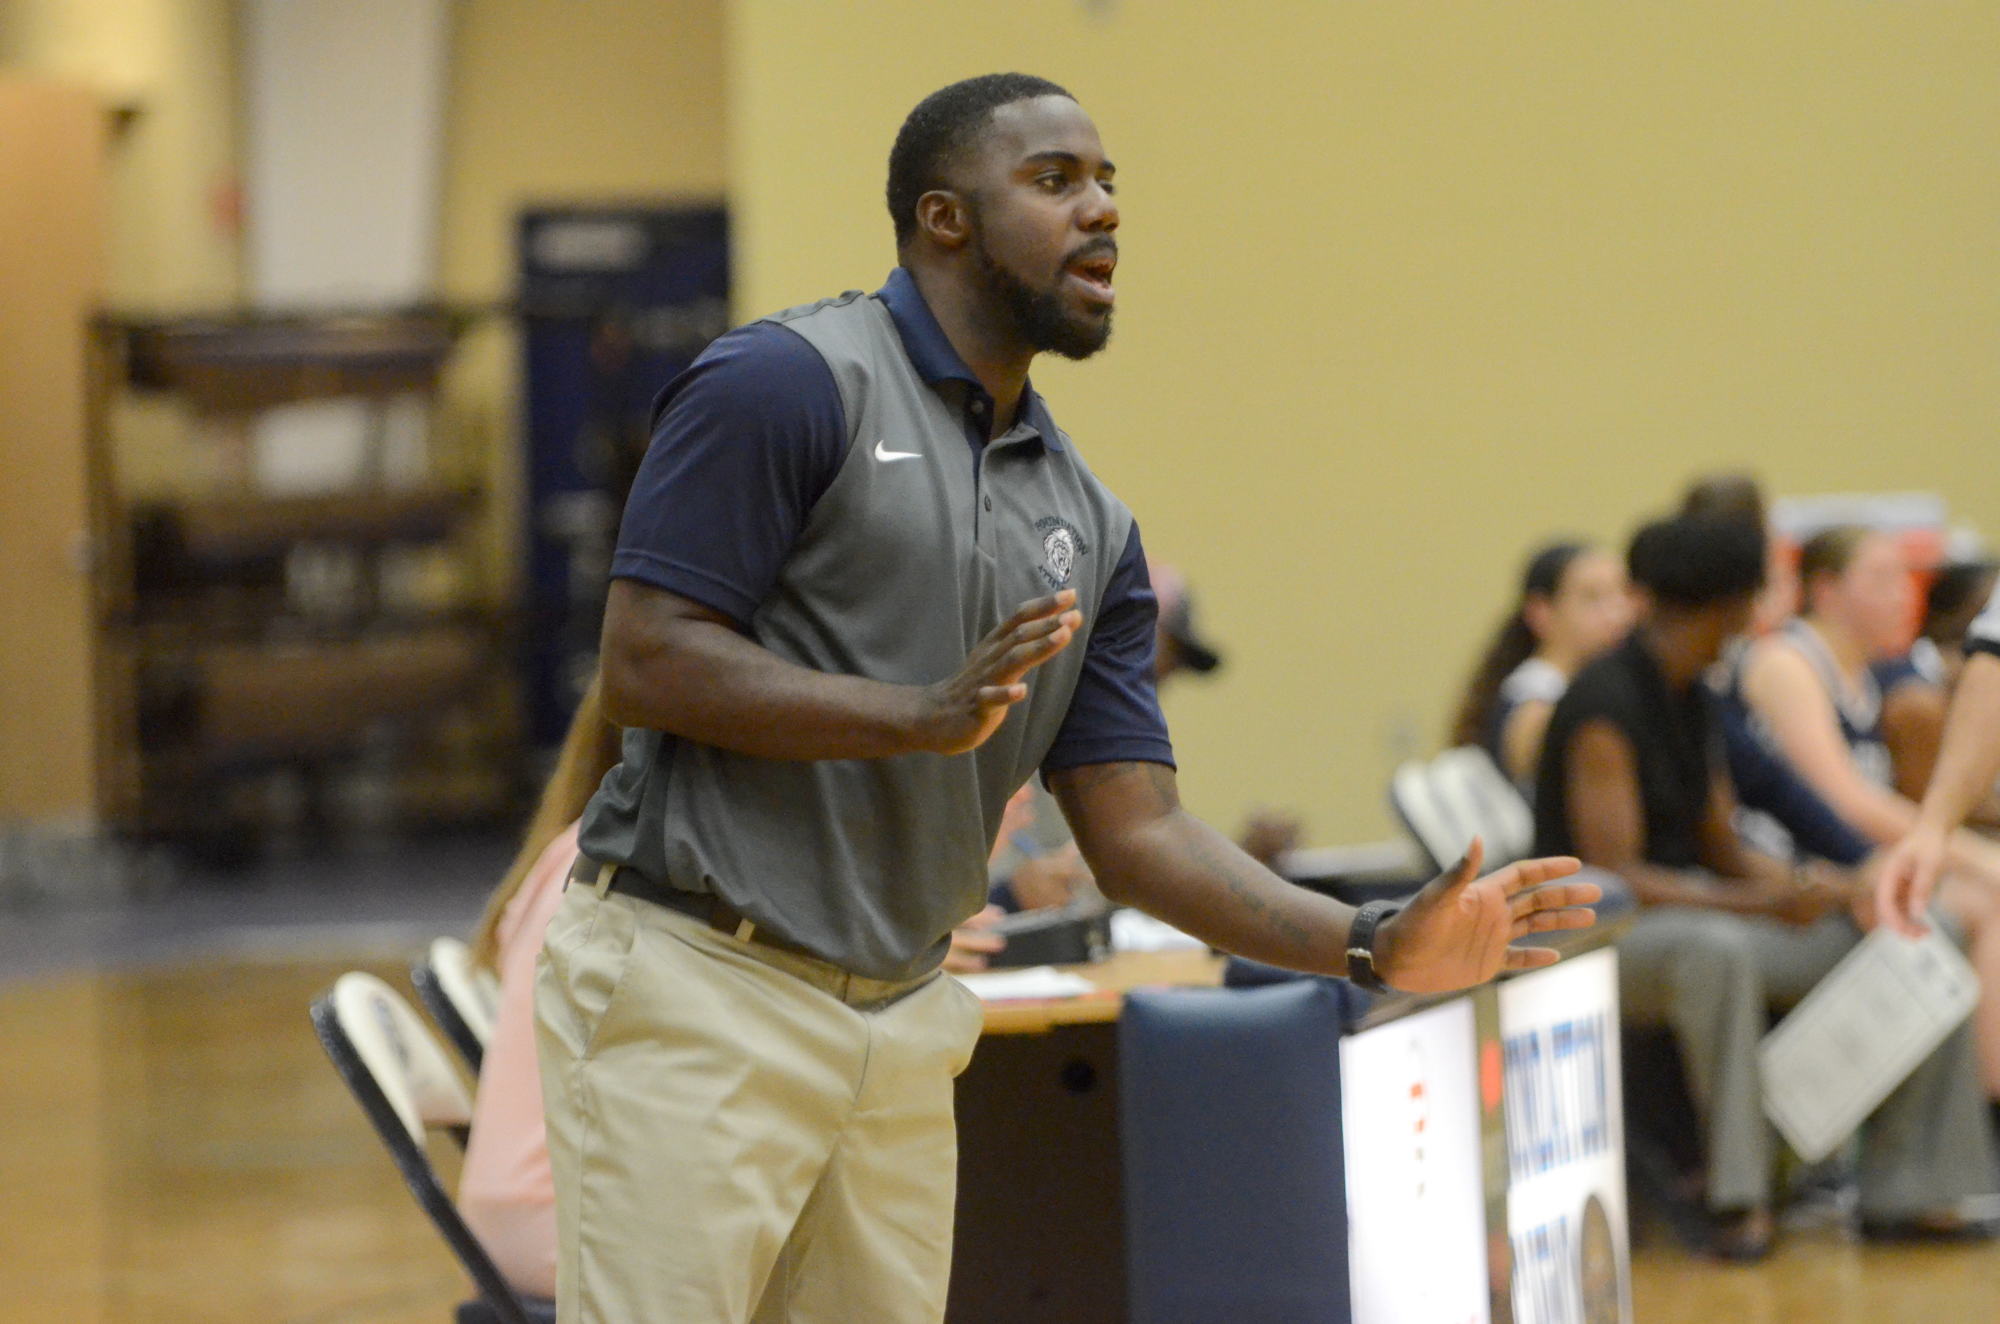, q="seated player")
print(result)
[1879,574,2000,932]
[1675,475,1880,868]
[1878,558,2000,814]
[1536,514,1998,1259]
[1741,525,2000,1095]
[1448,539,1634,787]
